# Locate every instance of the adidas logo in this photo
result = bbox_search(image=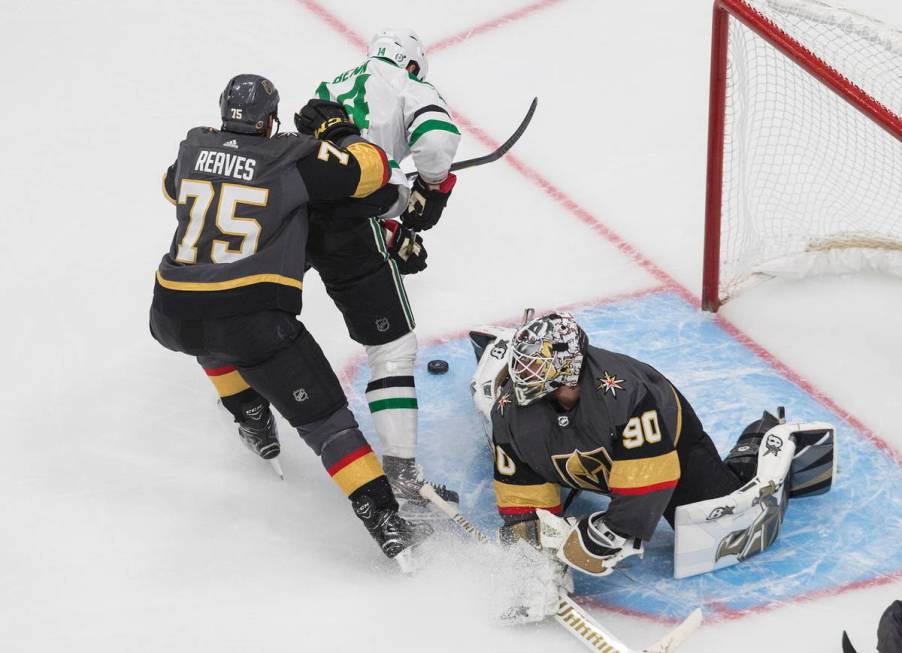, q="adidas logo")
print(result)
[223,139,238,149]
